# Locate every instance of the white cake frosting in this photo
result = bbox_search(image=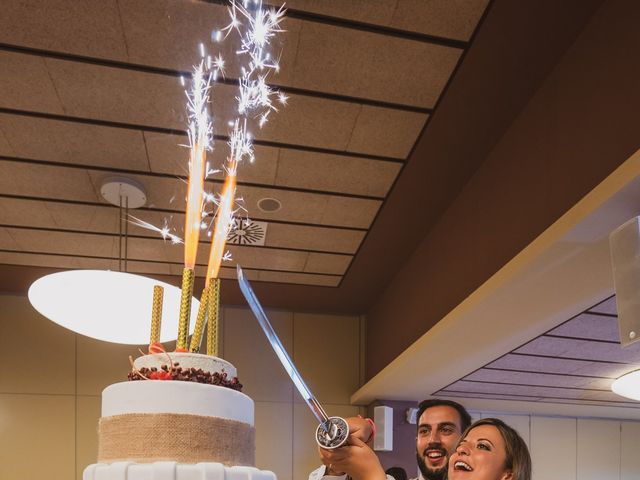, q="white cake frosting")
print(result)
[84,461,276,480]
[102,381,253,424]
